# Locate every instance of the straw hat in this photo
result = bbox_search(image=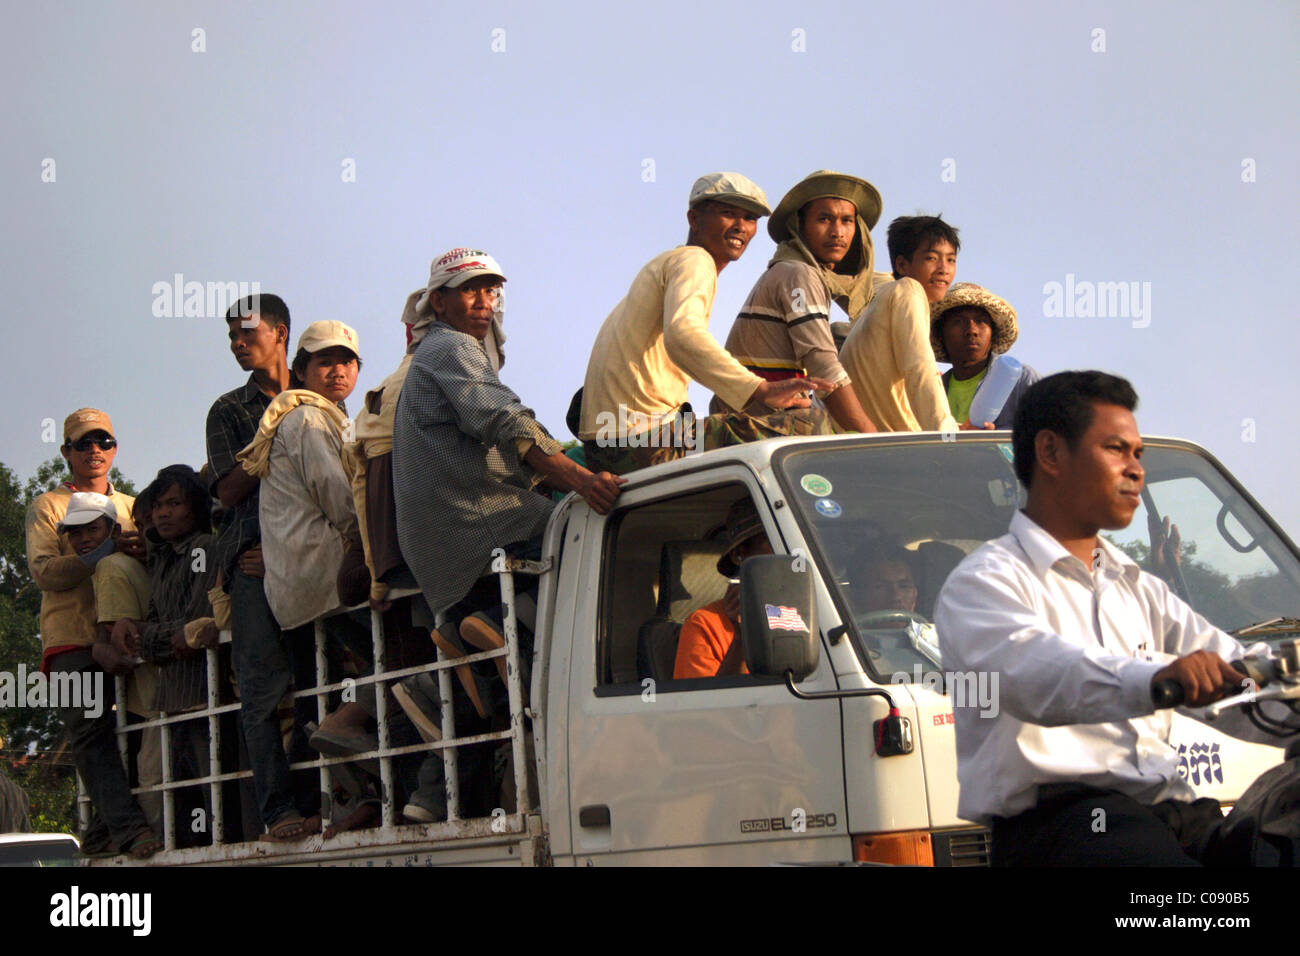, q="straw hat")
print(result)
[767,169,883,242]
[929,283,1018,362]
